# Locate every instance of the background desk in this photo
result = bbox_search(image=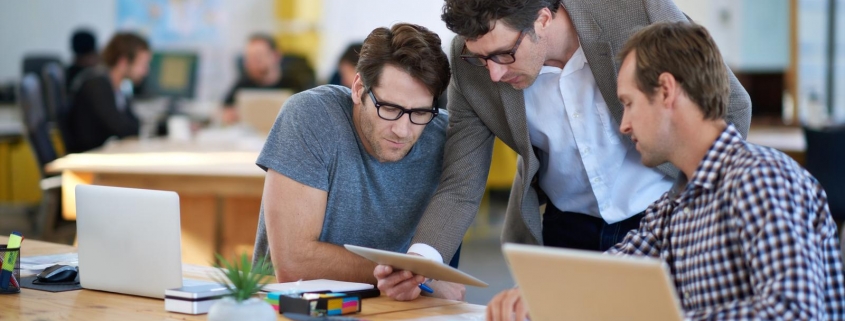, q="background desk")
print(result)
[45,137,266,264]
[1,236,486,321]
[746,126,805,164]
